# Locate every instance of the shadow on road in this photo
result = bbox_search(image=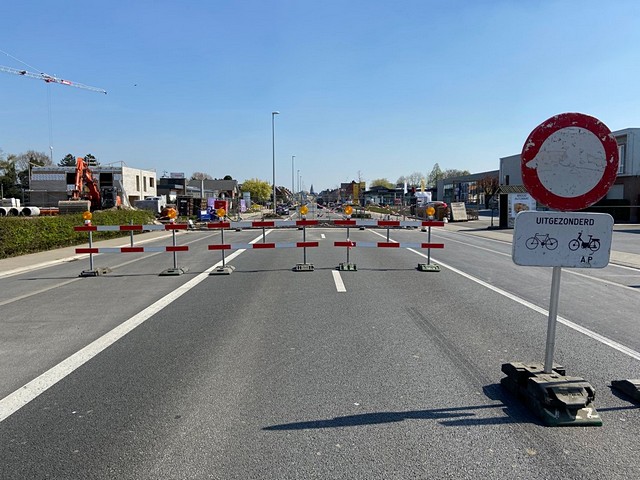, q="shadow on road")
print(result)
[263,385,538,430]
